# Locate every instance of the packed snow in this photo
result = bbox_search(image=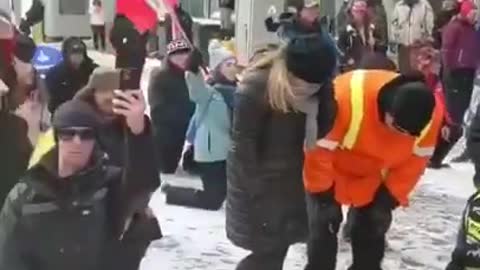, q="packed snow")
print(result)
[22,48,479,269]
[142,163,474,270]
